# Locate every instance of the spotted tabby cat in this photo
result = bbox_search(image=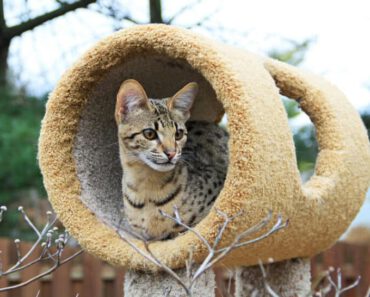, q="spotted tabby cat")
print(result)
[115,79,228,240]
